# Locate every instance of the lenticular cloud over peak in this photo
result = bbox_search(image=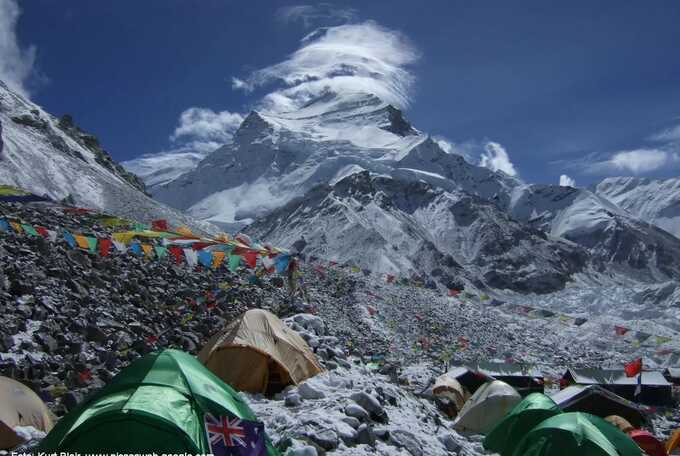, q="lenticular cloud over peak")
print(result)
[232,21,420,113]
